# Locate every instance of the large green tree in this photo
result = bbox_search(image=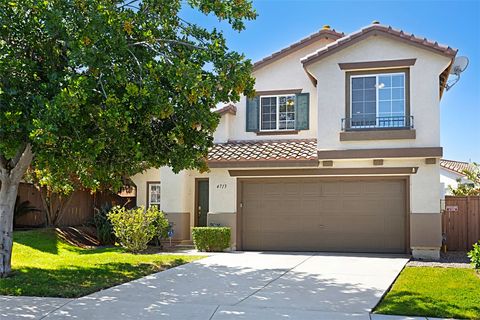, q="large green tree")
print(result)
[0,0,256,277]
